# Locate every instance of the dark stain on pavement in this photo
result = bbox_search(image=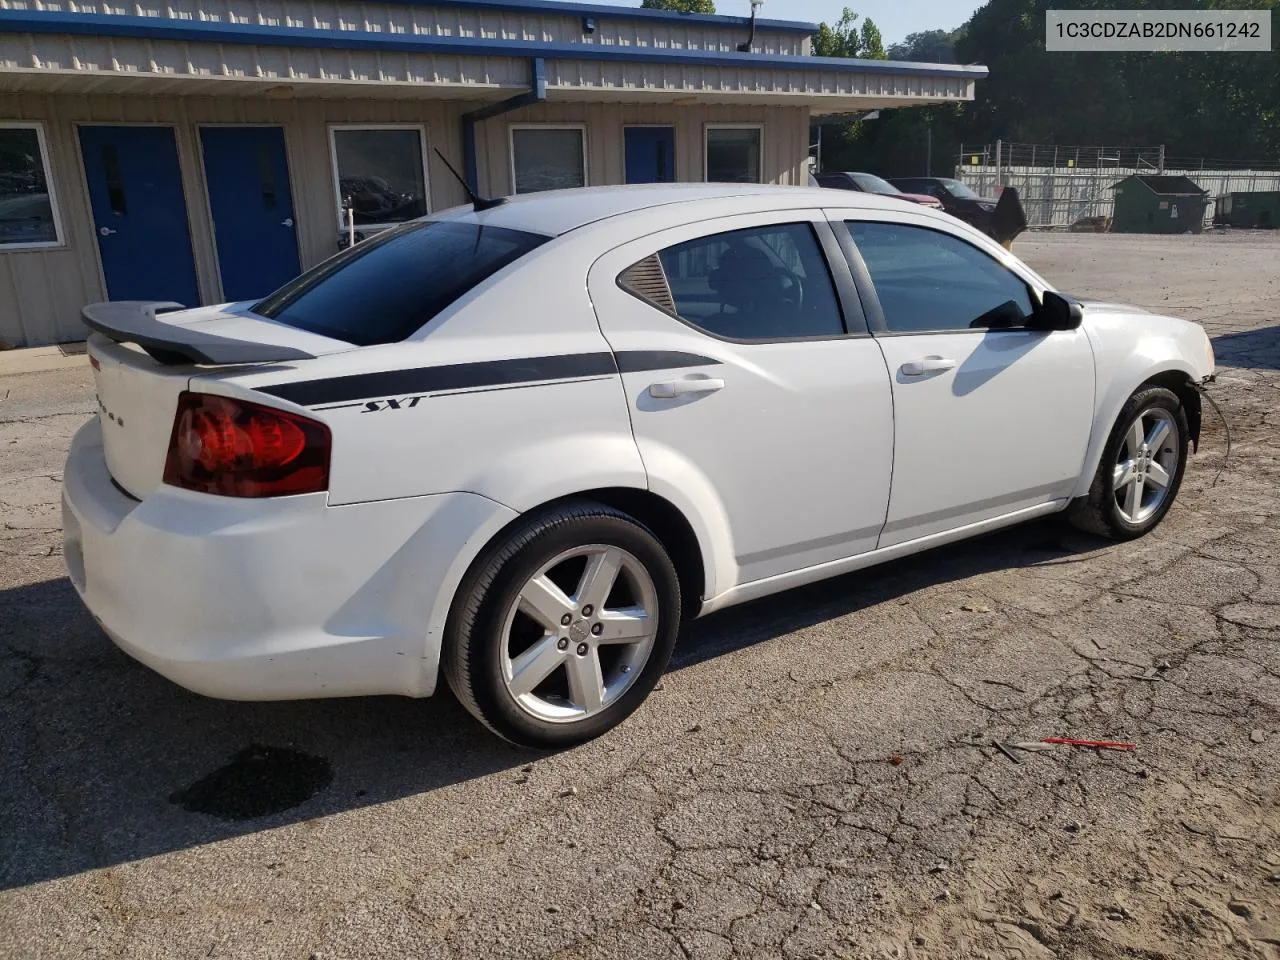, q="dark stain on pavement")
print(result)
[170,744,333,821]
